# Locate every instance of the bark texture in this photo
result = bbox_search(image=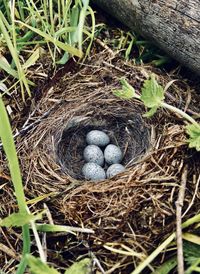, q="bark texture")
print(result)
[93,0,200,75]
